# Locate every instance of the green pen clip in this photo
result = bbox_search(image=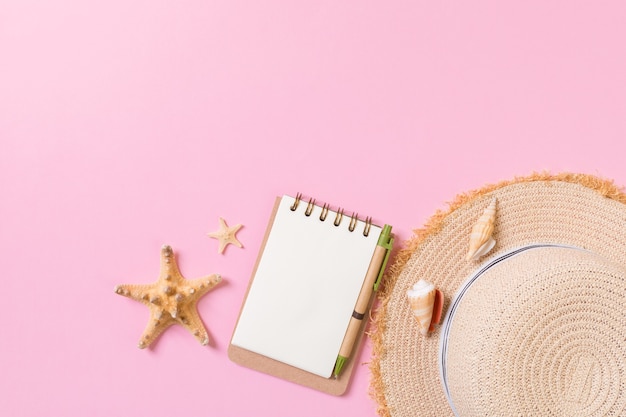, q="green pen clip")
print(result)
[374,224,393,292]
